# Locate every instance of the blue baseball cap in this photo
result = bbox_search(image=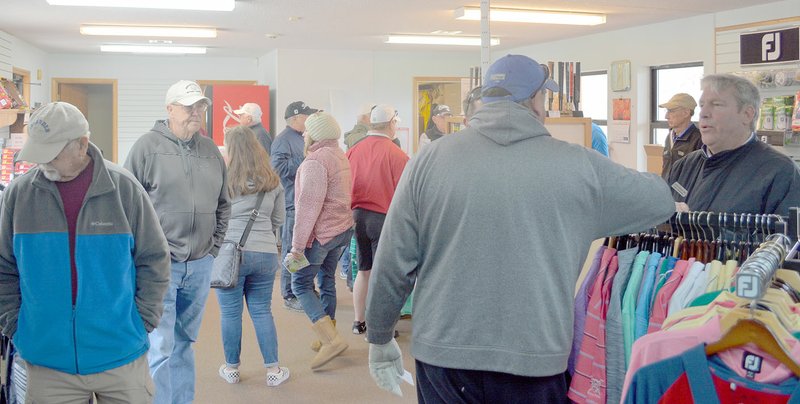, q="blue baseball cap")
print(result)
[482,54,560,103]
